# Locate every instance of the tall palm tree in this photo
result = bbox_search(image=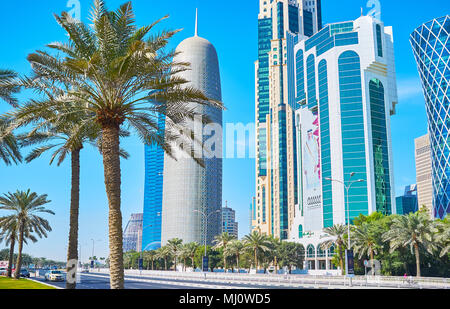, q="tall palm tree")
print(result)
[184,242,199,270]
[0,190,54,279]
[143,250,156,270]
[155,246,171,271]
[213,232,236,271]
[0,220,37,277]
[0,69,19,107]
[224,240,245,271]
[167,238,183,271]
[320,224,347,275]
[243,232,272,270]
[383,212,436,277]
[435,220,450,258]
[23,0,223,288]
